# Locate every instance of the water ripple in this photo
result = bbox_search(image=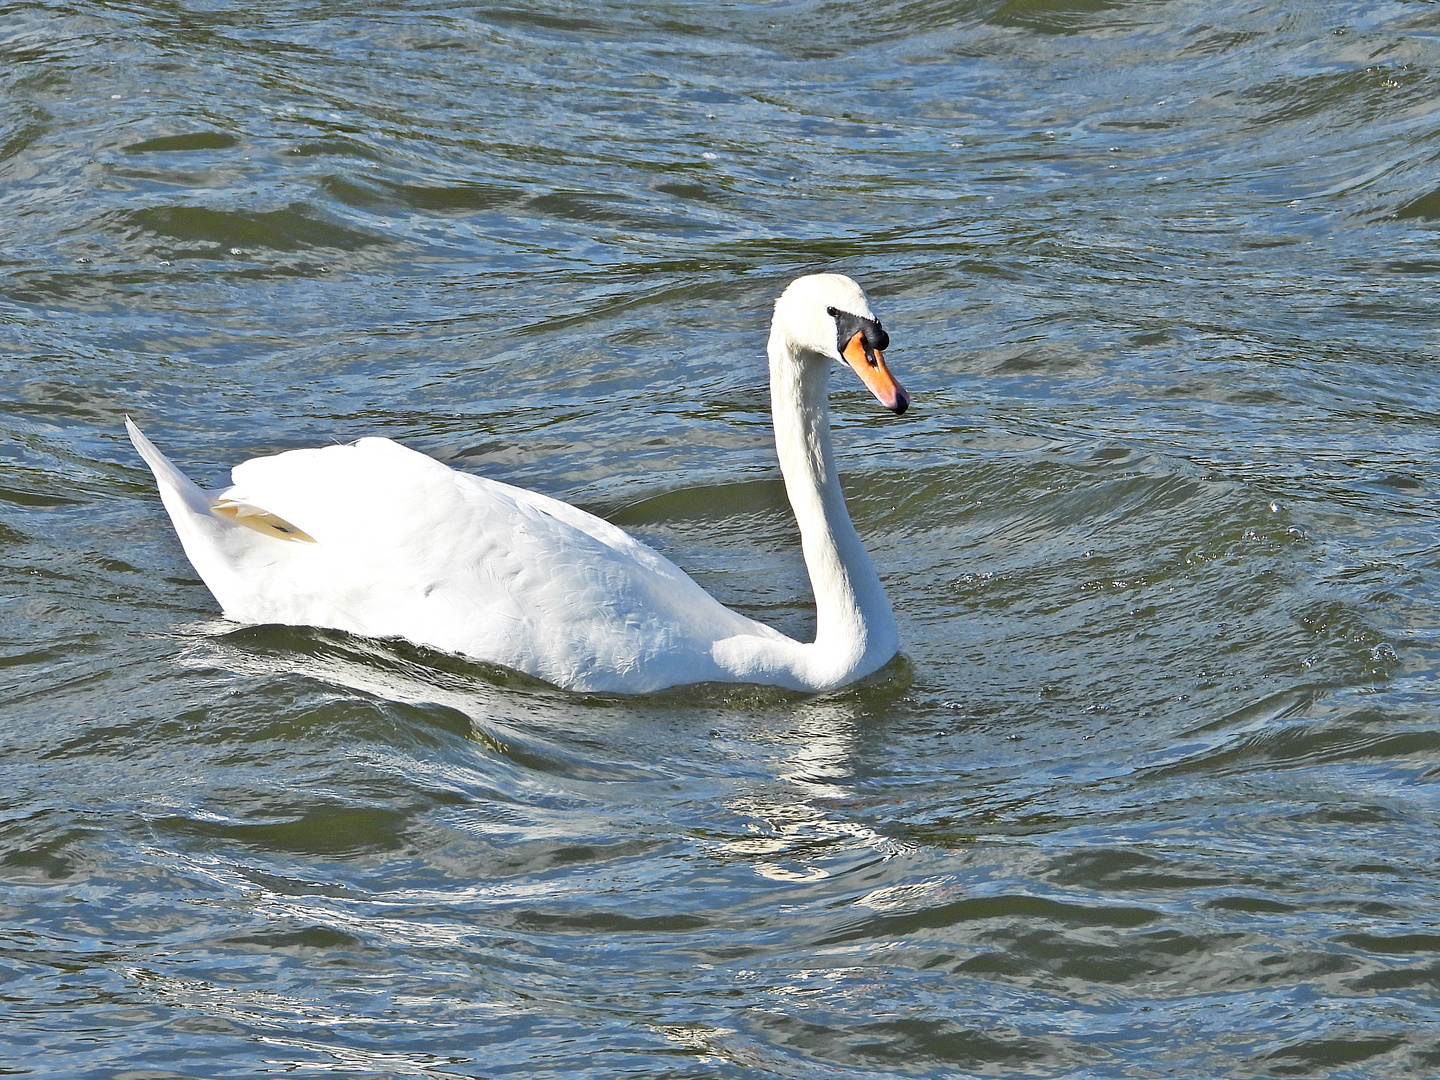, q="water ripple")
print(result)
[6,0,1440,1075]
